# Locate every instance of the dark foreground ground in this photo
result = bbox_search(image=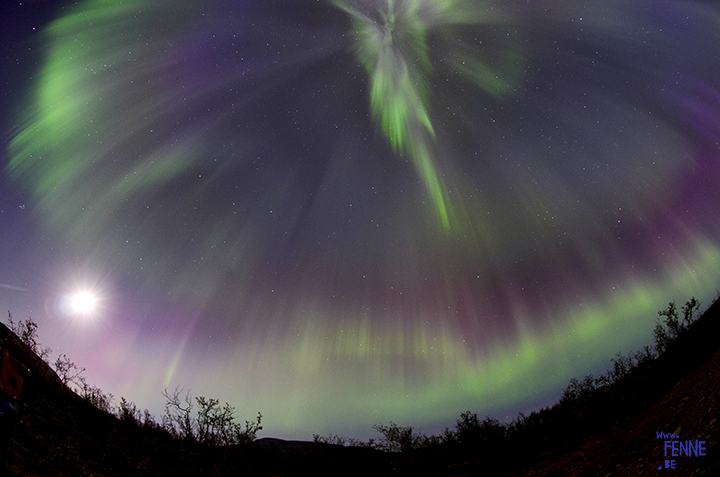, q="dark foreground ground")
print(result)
[512,345,719,476]
[1,302,718,476]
